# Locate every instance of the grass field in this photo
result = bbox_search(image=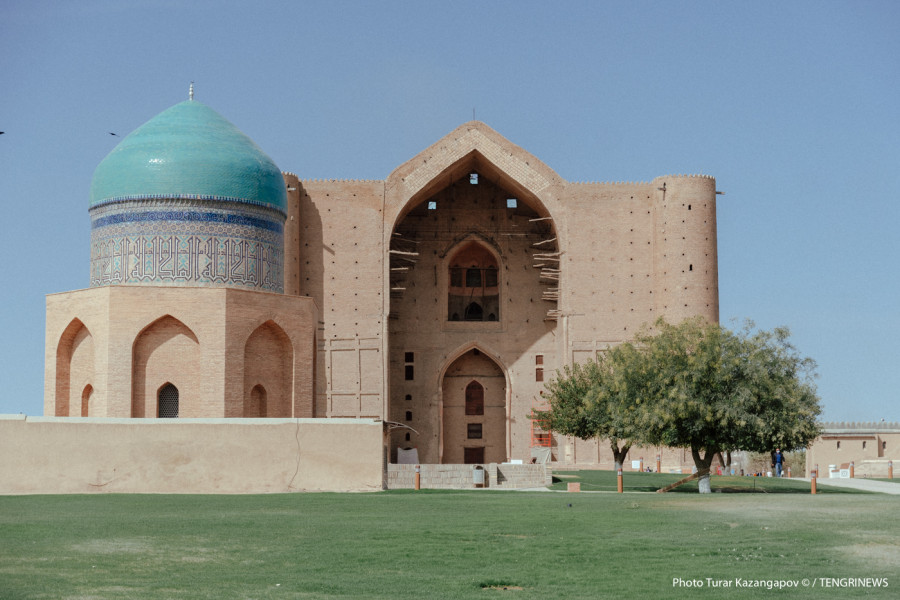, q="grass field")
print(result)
[1,488,897,599]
